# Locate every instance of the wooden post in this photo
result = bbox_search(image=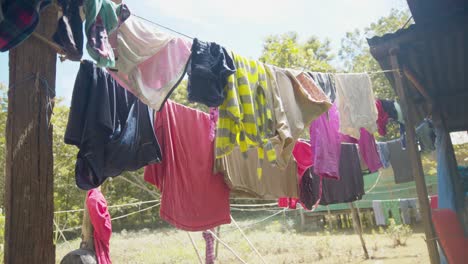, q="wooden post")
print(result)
[389,50,440,264]
[326,206,333,229]
[4,4,58,263]
[300,207,305,231]
[349,203,369,259]
[215,226,221,260]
